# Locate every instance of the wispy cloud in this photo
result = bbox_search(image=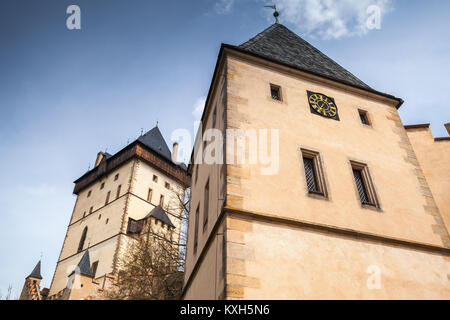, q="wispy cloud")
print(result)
[192,96,206,120]
[215,0,236,14]
[265,0,393,39]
